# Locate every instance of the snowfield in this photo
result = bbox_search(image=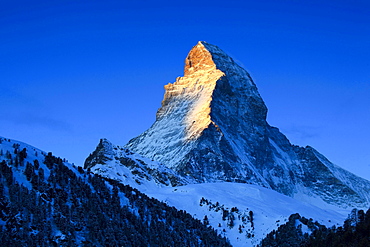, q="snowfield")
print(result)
[85,144,353,246]
[142,182,348,246]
